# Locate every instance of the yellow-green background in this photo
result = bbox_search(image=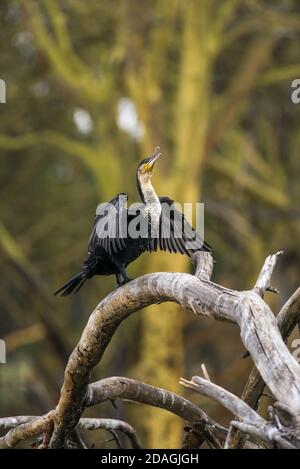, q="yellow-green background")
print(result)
[0,0,300,448]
